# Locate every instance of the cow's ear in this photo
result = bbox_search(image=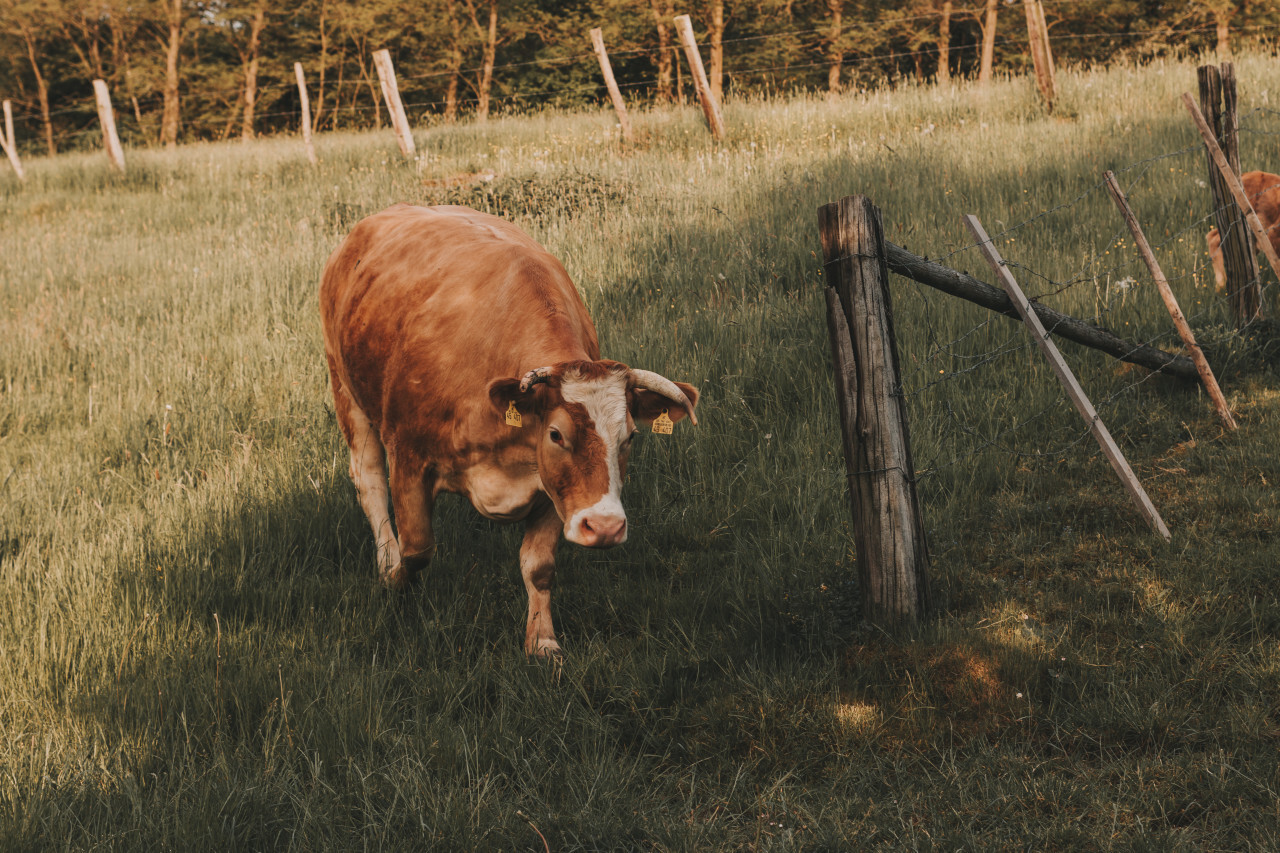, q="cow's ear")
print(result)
[487,378,537,418]
[629,382,700,426]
